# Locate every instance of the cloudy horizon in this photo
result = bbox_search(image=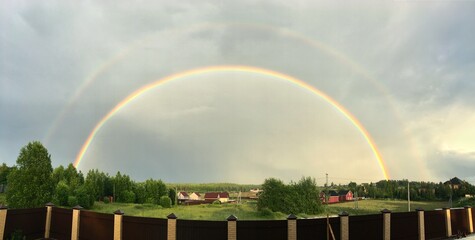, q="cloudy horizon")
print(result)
[1,0,475,184]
